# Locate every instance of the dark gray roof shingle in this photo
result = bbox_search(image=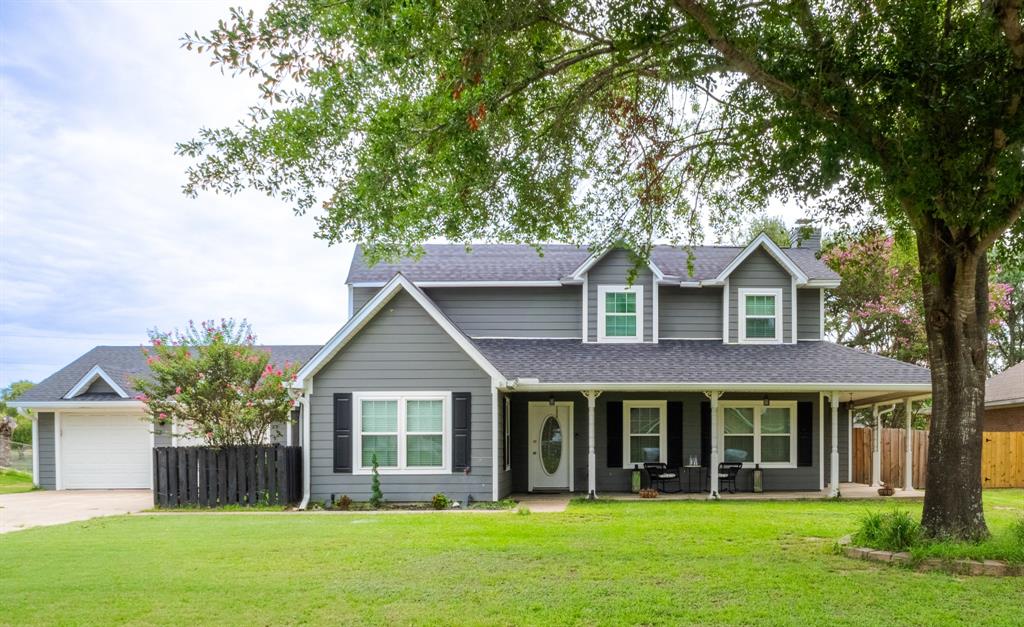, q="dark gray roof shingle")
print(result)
[347,243,839,283]
[472,339,930,385]
[18,345,321,403]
